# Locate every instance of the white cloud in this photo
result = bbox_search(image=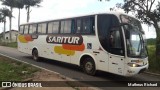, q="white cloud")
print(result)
[142,24,156,39]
